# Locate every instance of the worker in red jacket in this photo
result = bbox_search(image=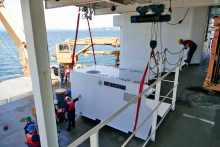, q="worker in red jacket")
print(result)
[178,39,197,63]
[65,94,81,131]
[26,124,41,147]
[57,108,67,123]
